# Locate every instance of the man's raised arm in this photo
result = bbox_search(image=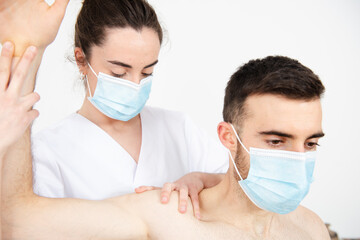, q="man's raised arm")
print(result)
[0,45,148,239]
